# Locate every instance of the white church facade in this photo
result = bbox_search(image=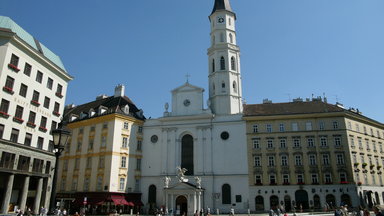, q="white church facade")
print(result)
[140,0,249,215]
